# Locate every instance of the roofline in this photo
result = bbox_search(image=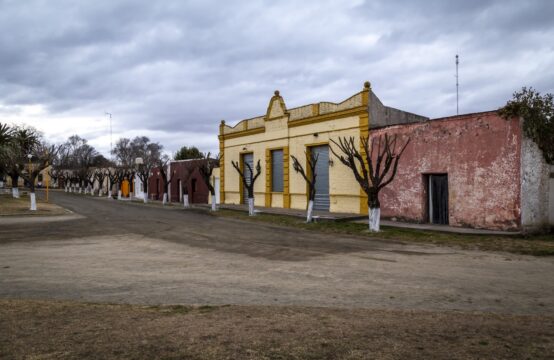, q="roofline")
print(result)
[430,110,498,122]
